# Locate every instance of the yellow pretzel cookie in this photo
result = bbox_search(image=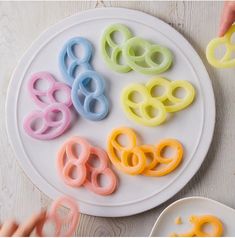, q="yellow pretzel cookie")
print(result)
[146,77,195,112]
[146,77,170,102]
[144,139,183,177]
[165,80,195,112]
[206,25,235,68]
[172,215,223,237]
[121,83,167,127]
[121,77,195,127]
